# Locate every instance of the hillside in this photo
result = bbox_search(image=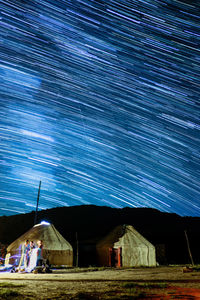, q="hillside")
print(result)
[0,205,200,266]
